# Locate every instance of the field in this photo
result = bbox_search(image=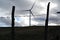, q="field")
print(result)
[0,26,60,40]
